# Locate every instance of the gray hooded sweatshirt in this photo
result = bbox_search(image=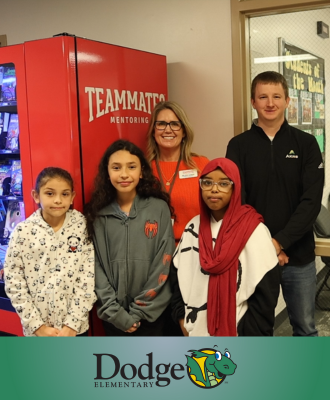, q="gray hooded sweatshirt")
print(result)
[93,195,174,331]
